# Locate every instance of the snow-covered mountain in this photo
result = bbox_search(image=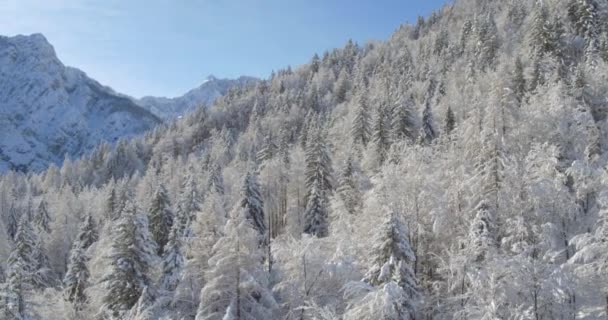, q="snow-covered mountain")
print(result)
[0,34,161,172]
[137,75,258,120]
